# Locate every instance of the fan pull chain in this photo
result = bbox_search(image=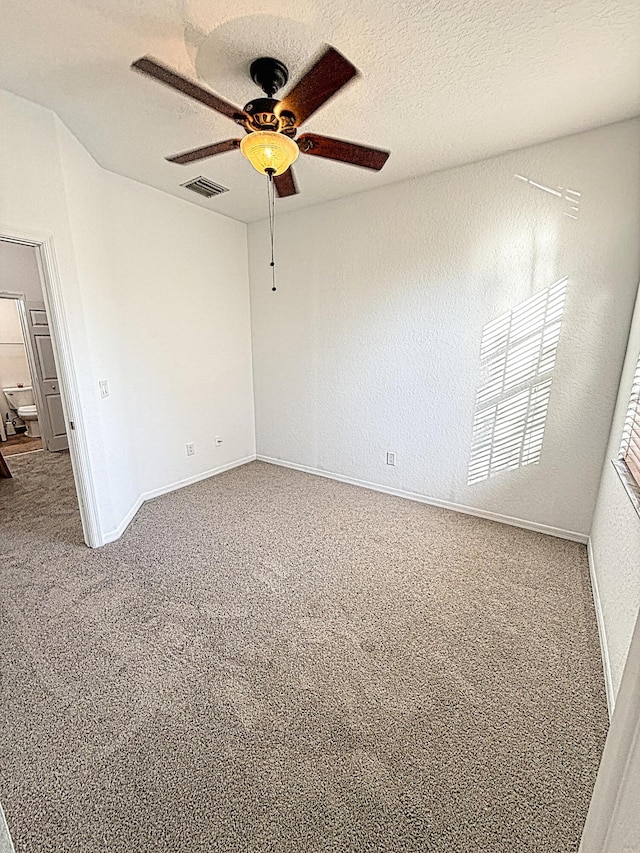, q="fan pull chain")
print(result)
[266,169,276,292]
